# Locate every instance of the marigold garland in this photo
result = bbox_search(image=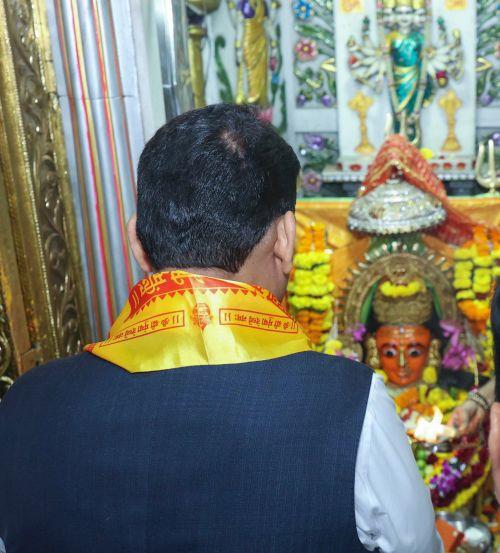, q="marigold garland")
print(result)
[380,279,423,298]
[288,223,334,347]
[453,226,500,334]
